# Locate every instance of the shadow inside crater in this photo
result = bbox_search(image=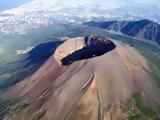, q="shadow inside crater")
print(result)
[61,36,116,66]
